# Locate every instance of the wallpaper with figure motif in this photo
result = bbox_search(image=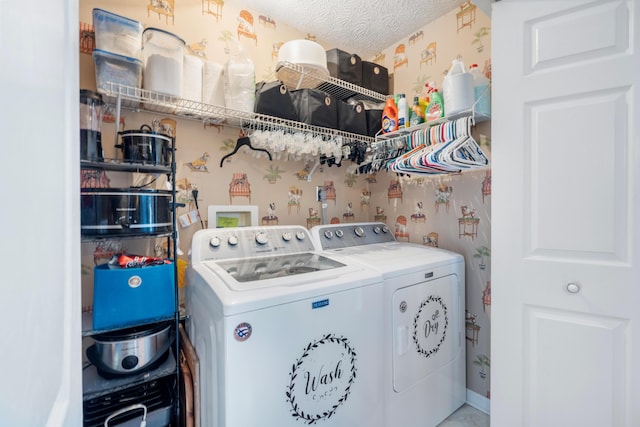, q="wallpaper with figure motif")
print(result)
[79,0,491,399]
[371,1,492,399]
